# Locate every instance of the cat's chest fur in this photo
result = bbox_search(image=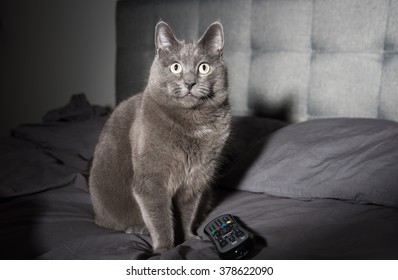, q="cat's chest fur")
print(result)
[130,93,230,194]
